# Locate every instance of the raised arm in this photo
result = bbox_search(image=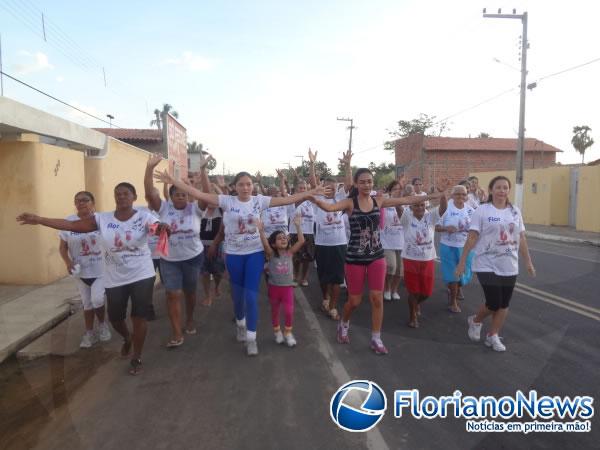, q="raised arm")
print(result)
[196,153,214,210]
[339,150,353,194]
[308,148,318,188]
[256,218,273,258]
[289,215,305,254]
[17,214,97,233]
[269,183,329,207]
[310,196,352,212]
[154,170,219,207]
[145,153,163,211]
[380,192,443,208]
[276,169,288,196]
[255,171,267,196]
